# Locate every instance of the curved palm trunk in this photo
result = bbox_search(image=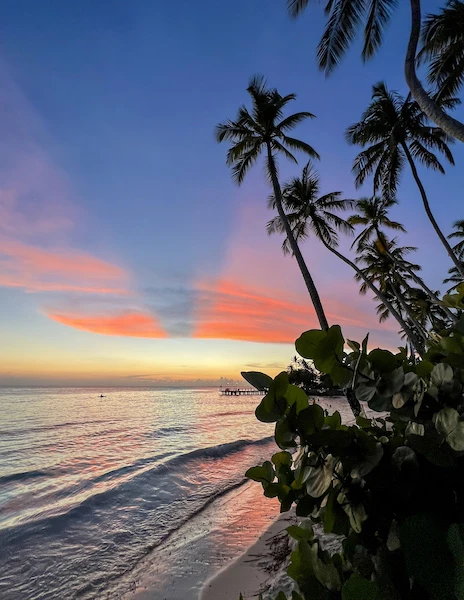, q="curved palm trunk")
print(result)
[266,145,329,331]
[375,229,458,323]
[390,278,429,342]
[405,0,464,143]
[266,147,362,418]
[316,231,425,356]
[401,143,464,277]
